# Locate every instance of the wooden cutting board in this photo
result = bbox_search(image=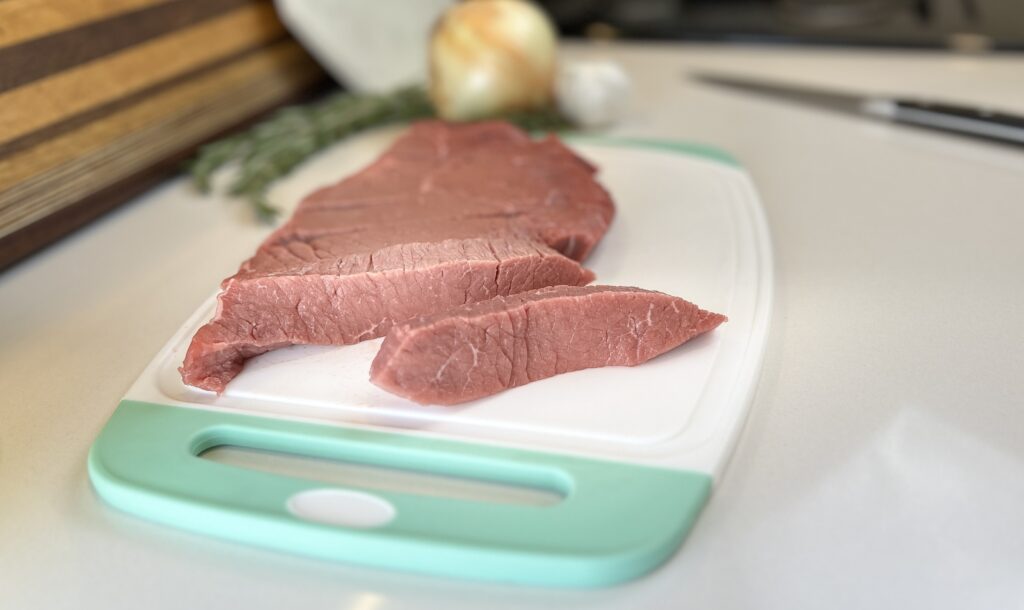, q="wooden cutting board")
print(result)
[0,0,329,269]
